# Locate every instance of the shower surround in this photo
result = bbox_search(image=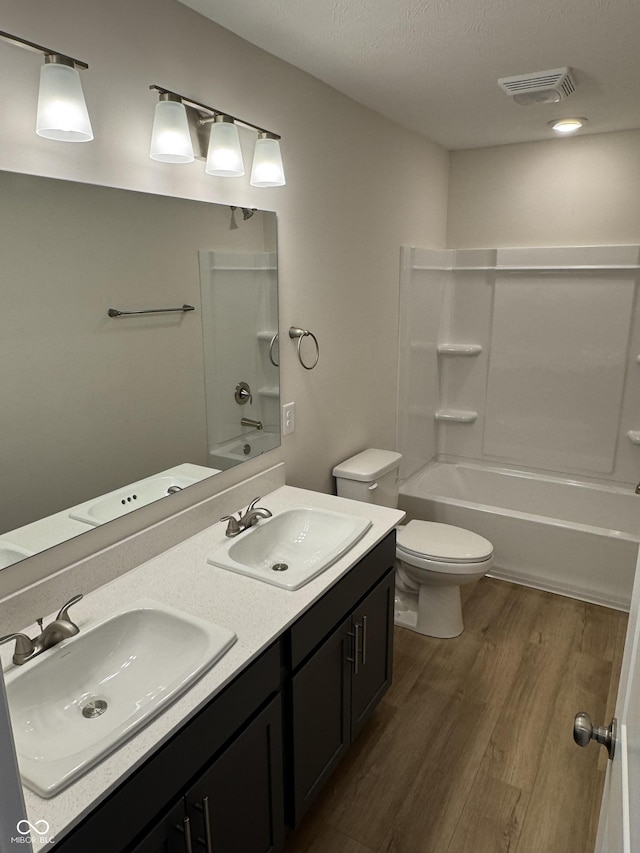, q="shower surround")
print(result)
[396,245,640,608]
